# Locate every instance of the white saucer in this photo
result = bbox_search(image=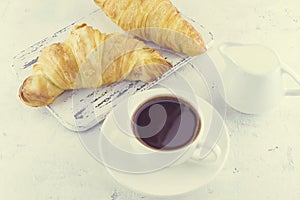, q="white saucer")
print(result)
[102,95,230,197]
